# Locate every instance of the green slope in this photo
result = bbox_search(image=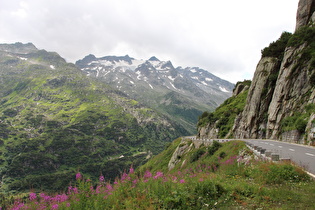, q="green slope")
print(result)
[0,43,188,193]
